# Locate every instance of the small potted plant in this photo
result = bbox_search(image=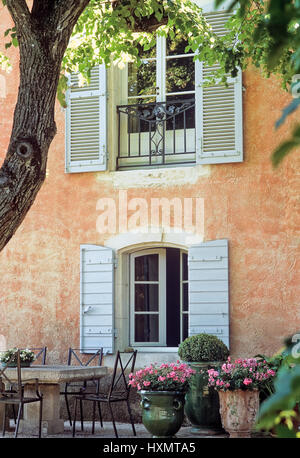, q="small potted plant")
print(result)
[207,356,277,437]
[0,348,35,367]
[129,361,195,438]
[178,333,229,432]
